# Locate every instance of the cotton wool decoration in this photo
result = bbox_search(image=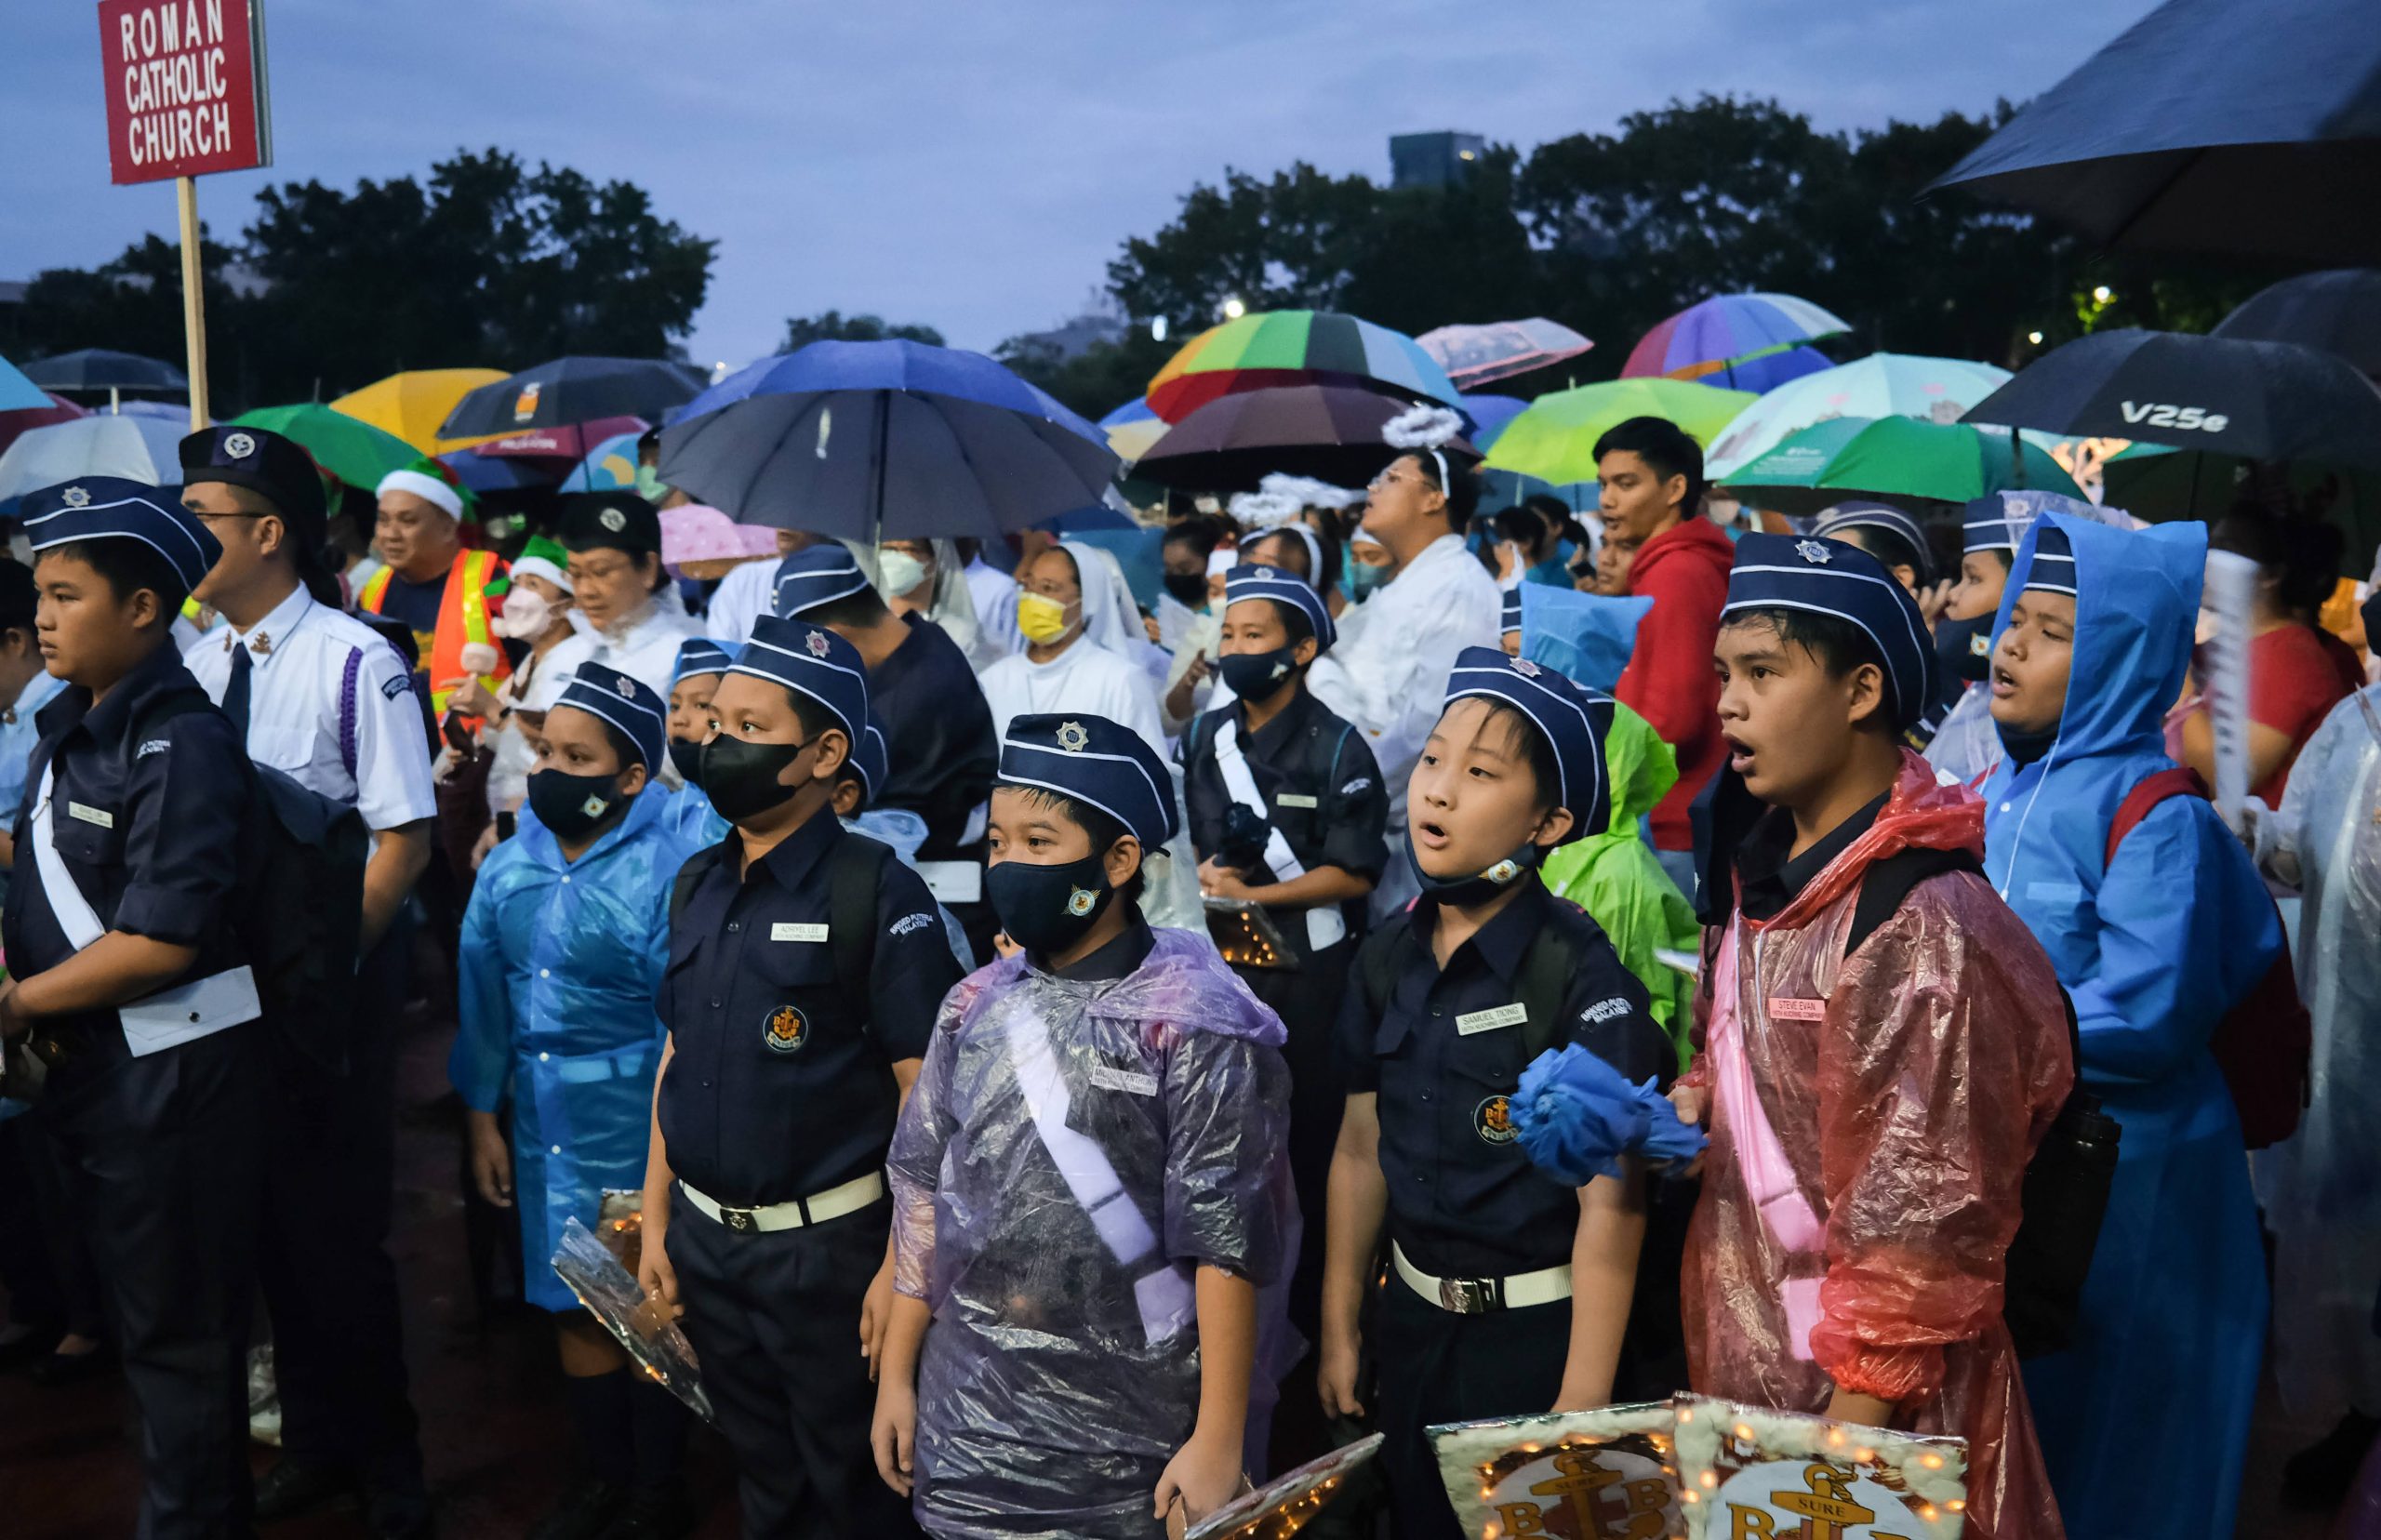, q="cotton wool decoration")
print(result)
[1671,1396,1968,1540]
